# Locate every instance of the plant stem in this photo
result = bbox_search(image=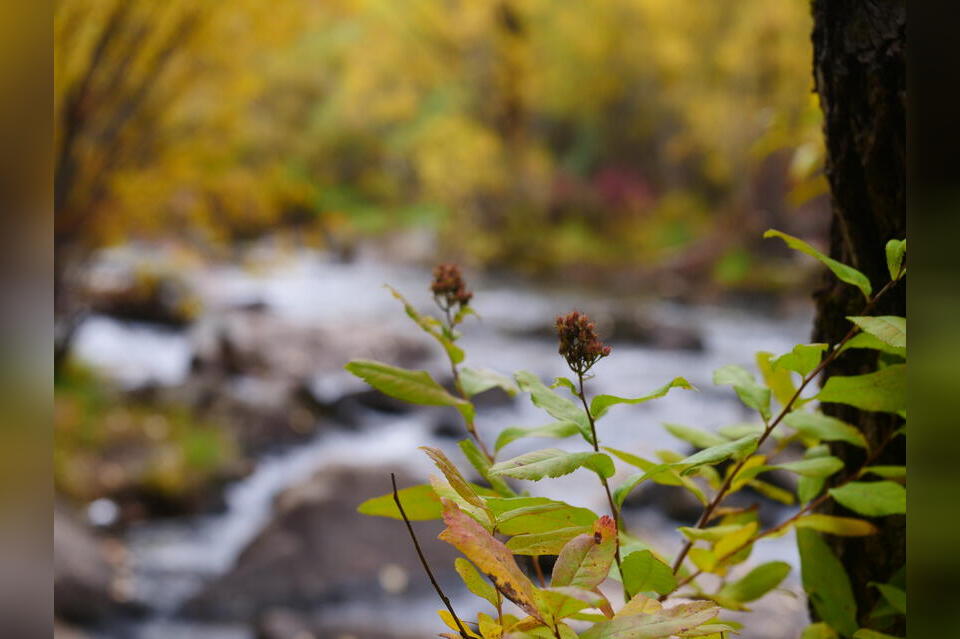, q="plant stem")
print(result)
[662,428,900,599]
[577,371,632,602]
[392,474,471,639]
[668,278,900,576]
[443,305,495,463]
